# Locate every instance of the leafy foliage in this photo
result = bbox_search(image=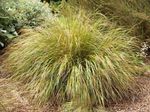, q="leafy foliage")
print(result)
[0,7,17,49]
[0,0,52,49]
[4,10,141,111]
[1,0,52,27]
